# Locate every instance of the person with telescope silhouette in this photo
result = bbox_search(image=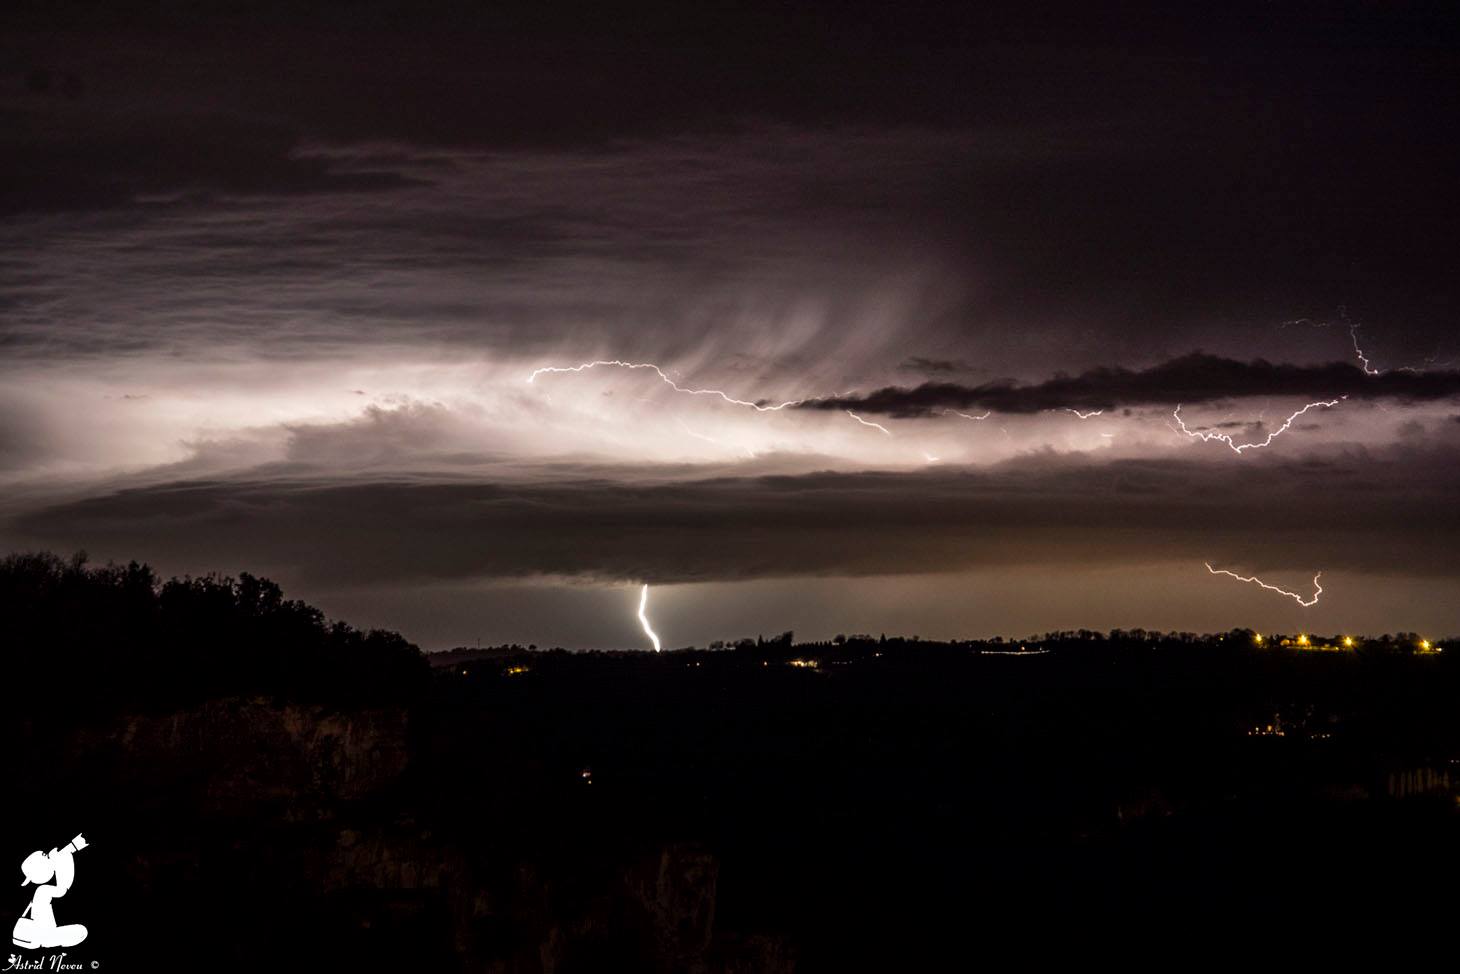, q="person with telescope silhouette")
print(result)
[13,834,88,950]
